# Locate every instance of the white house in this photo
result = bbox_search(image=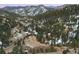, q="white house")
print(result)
[68,31,76,38]
[56,37,62,45]
[0,41,2,48]
[48,40,52,45]
[72,24,78,31]
[33,30,38,35]
[0,41,2,45]
[68,31,74,38]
